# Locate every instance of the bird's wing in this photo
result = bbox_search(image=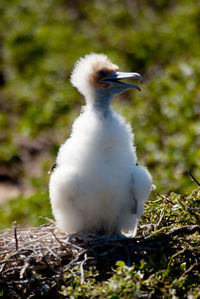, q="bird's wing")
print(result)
[130,173,138,214]
[48,163,57,201]
[48,163,57,174]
